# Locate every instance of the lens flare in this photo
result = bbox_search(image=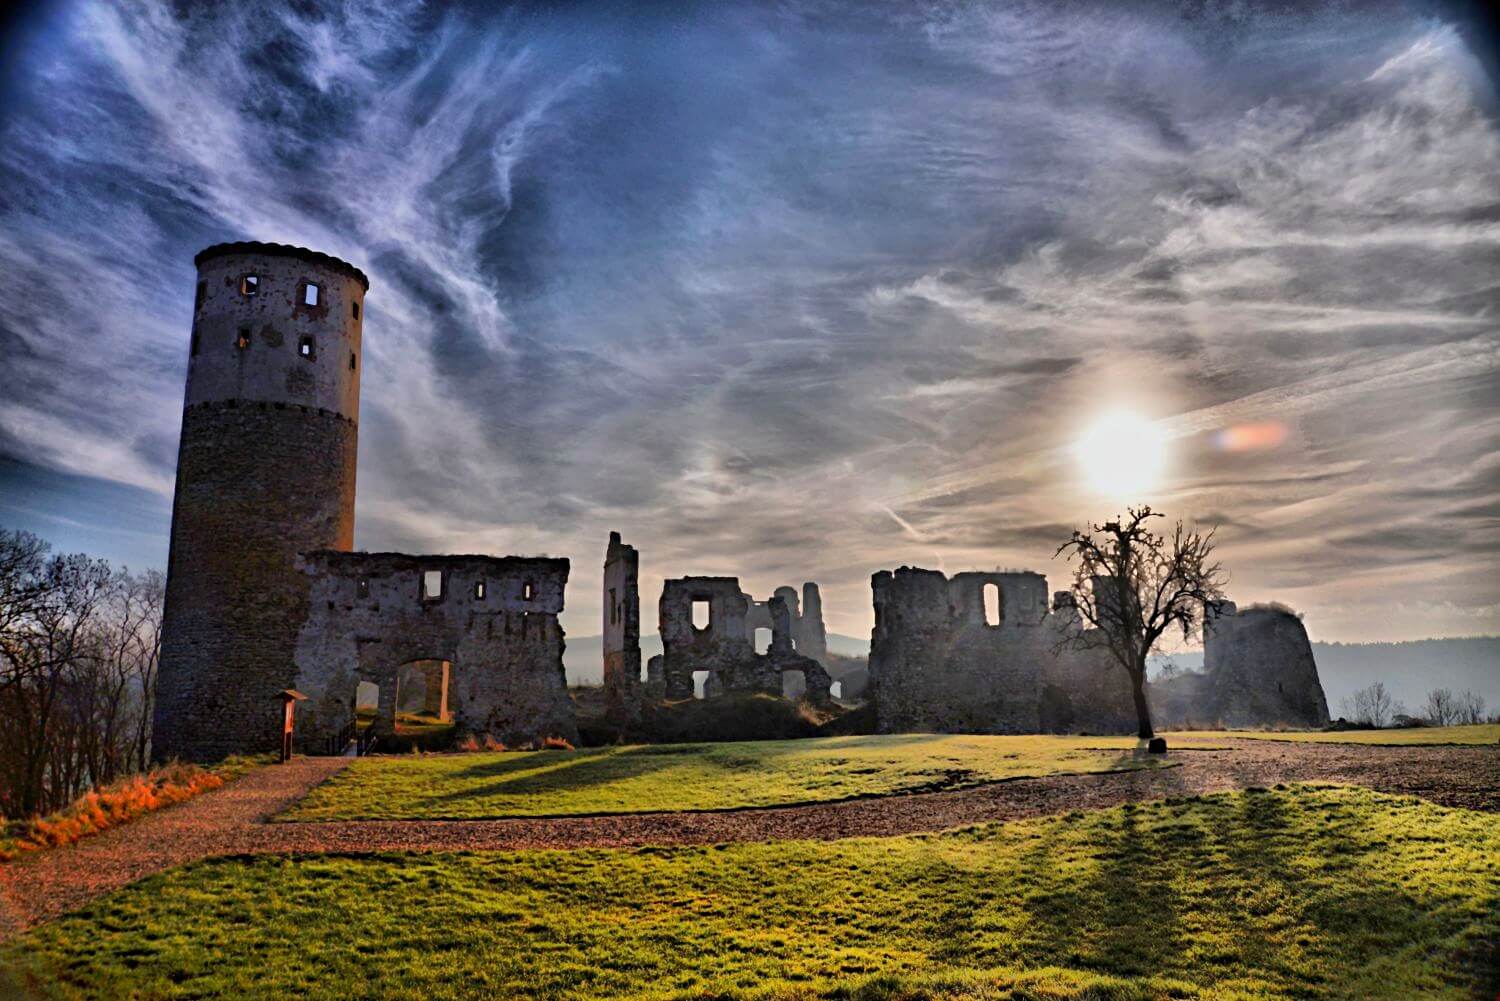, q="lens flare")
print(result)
[1210,421,1288,452]
[1073,411,1169,498]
